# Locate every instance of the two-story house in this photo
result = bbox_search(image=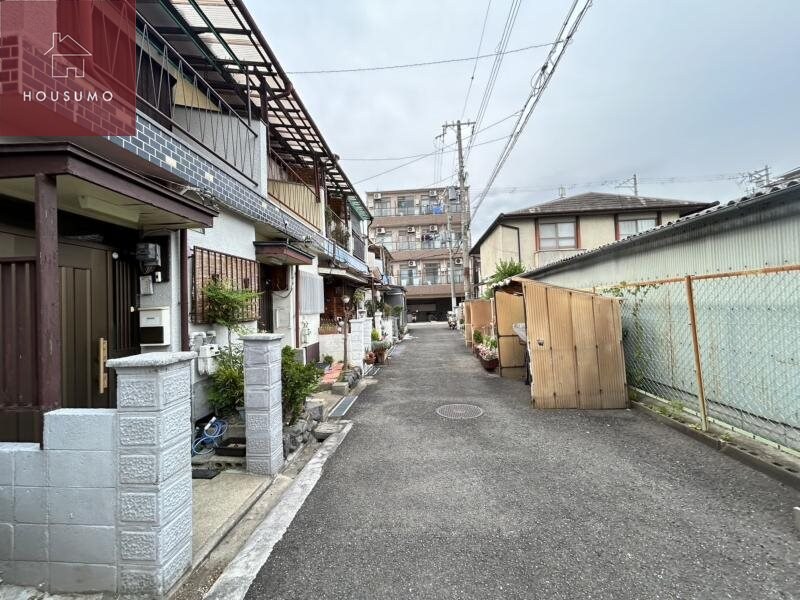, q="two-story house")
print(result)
[470,192,711,295]
[367,186,466,321]
[0,0,372,439]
